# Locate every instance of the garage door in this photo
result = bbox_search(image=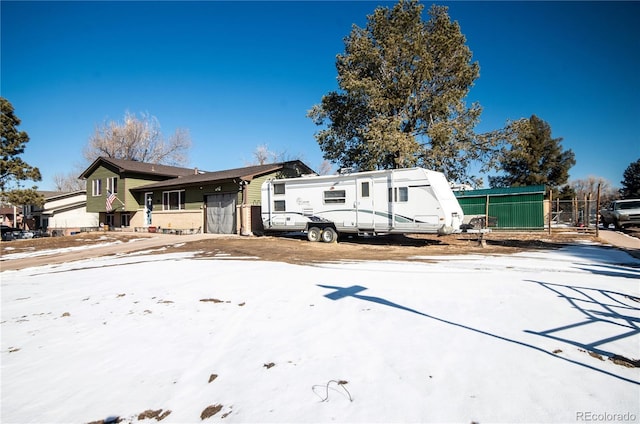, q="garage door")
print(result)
[206,193,236,234]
